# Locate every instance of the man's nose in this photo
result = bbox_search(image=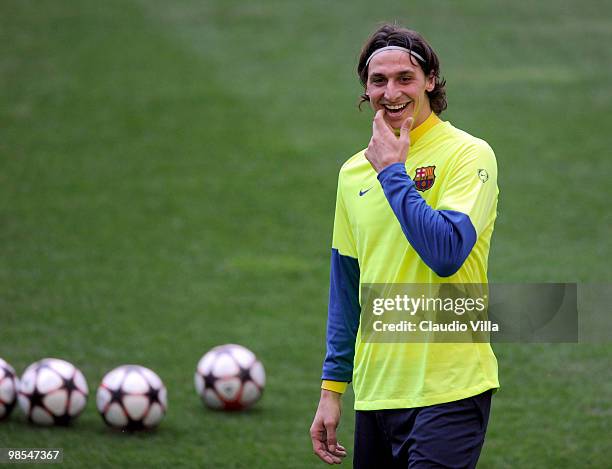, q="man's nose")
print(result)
[384,81,402,101]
